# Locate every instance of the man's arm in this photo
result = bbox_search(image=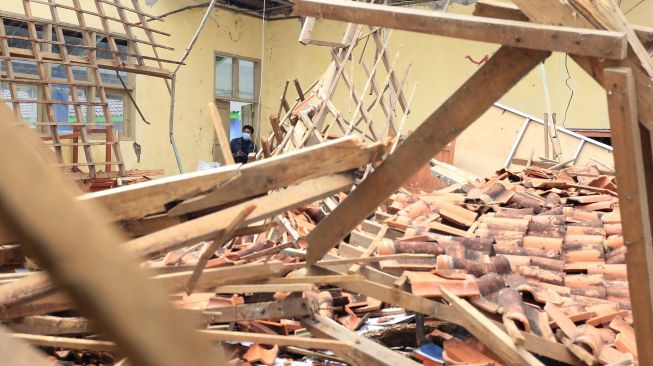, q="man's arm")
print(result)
[229,138,241,157]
